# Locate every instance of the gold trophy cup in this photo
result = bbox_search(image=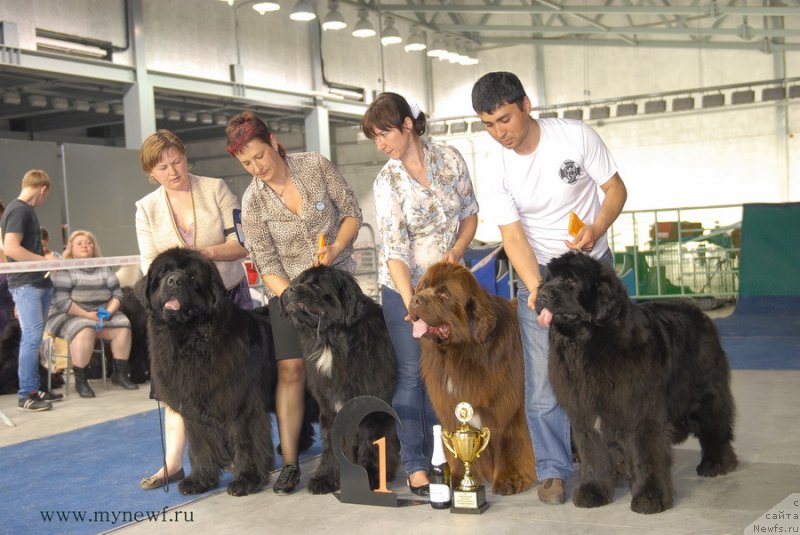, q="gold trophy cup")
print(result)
[441,402,491,513]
